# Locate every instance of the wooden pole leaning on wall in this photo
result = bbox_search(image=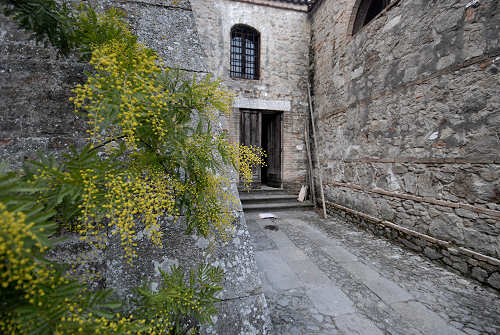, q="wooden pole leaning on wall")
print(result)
[304,122,316,207]
[307,82,327,218]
